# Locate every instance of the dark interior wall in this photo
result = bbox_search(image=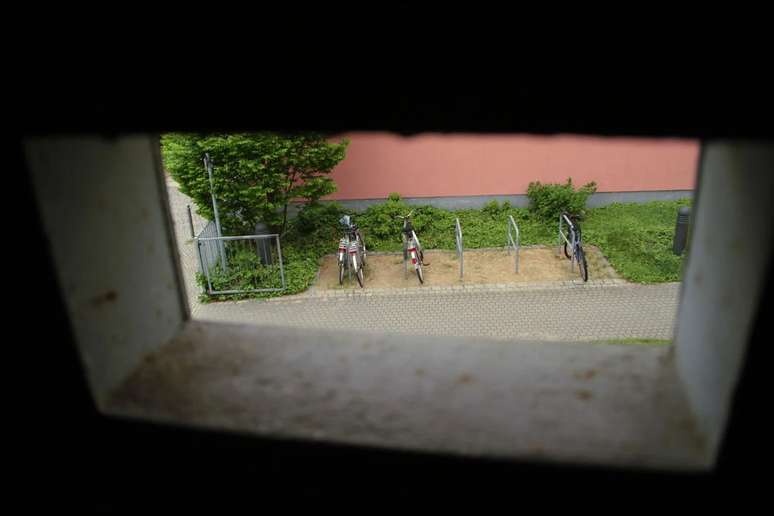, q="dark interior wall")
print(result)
[13,75,772,507]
